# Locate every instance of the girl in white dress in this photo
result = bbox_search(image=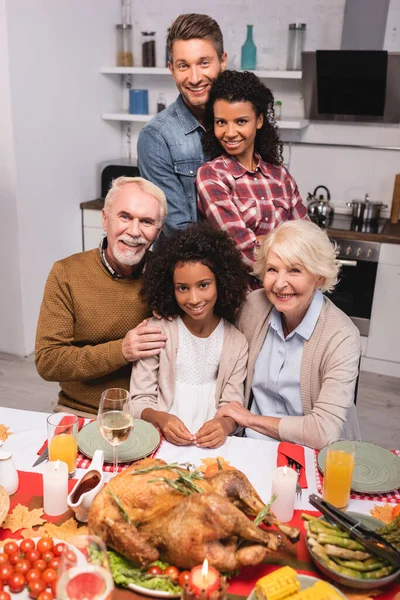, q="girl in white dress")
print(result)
[130,223,248,448]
